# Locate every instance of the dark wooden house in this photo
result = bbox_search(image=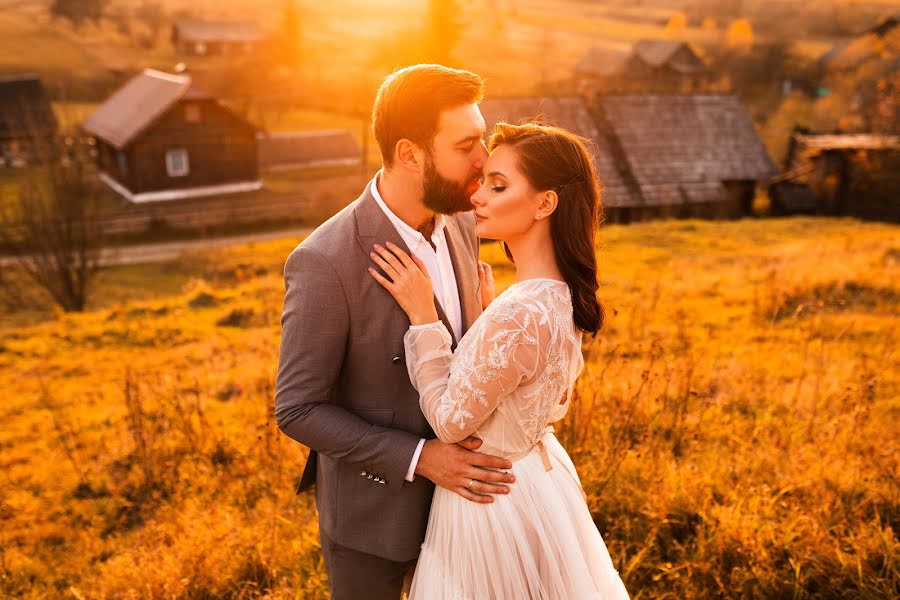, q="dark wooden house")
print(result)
[479,94,776,224]
[171,18,264,56]
[769,132,900,222]
[576,39,709,94]
[592,94,776,223]
[83,68,260,203]
[0,75,58,167]
[256,130,361,172]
